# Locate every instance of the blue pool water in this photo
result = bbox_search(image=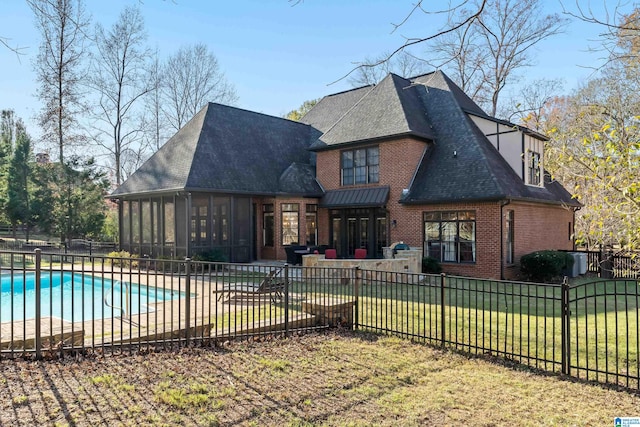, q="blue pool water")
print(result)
[0,272,183,322]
